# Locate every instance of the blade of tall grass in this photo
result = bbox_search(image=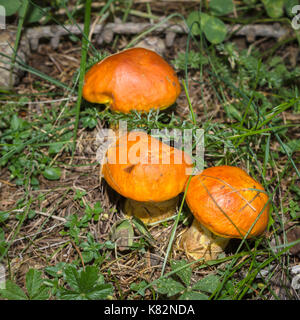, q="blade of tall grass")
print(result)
[160,174,193,276]
[236,237,300,300]
[263,134,271,177]
[71,0,92,159]
[124,13,187,49]
[182,79,197,125]
[112,0,133,49]
[238,59,262,130]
